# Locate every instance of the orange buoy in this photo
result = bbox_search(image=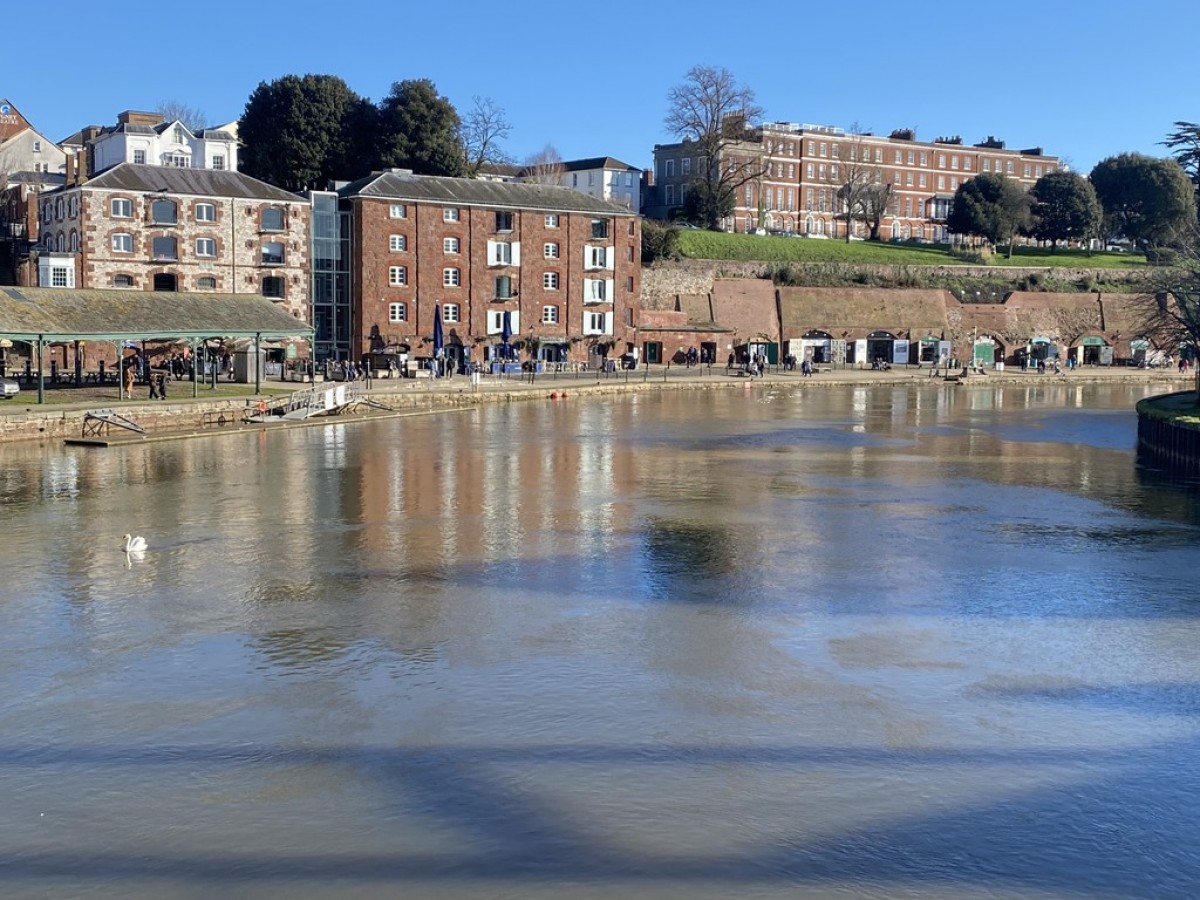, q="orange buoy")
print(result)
[549,391,559,400]
[560,391,568,398]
